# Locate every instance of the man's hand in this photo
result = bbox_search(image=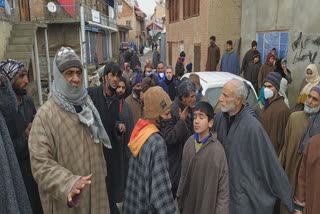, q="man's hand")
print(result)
[25,123,32,137]
[67,174,92,207]
[118,123,126,133]
[179,106,189,121]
